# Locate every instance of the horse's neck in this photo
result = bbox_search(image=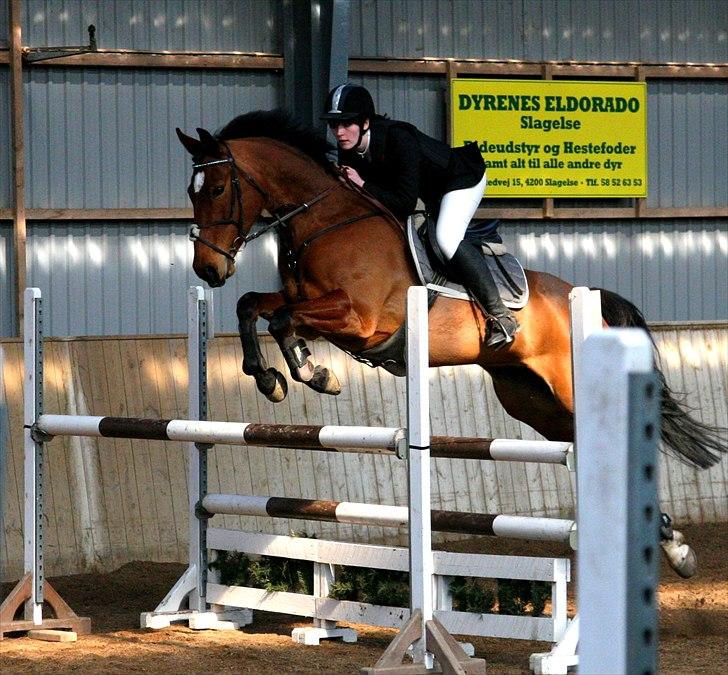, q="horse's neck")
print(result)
[241,139,336,208]
[239,139,400,247]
